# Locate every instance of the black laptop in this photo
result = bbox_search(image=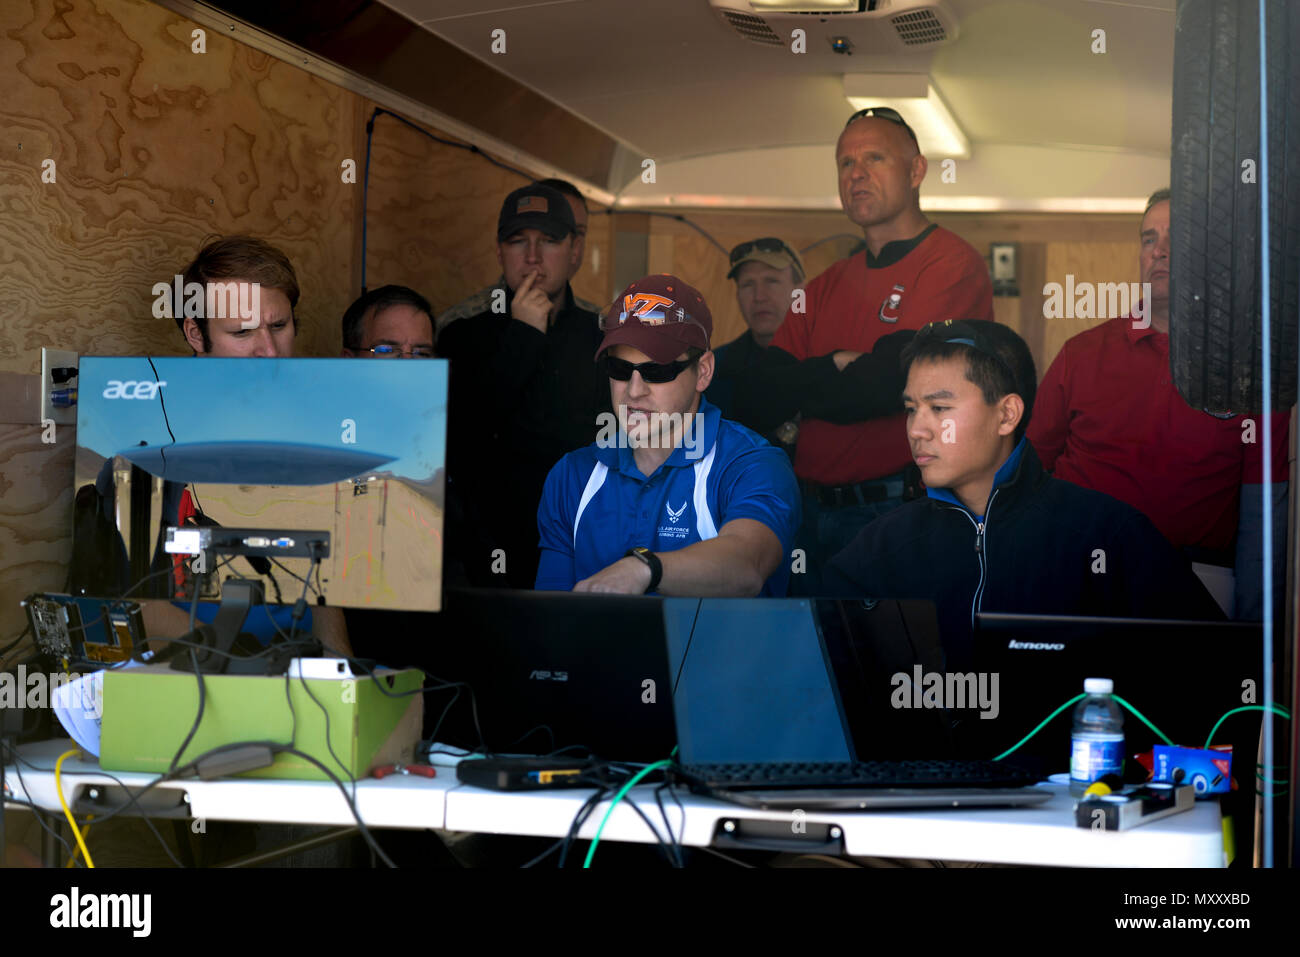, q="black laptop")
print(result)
[667,598,1049,810]
[973,613,1266,766]
[429,588,677,763]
